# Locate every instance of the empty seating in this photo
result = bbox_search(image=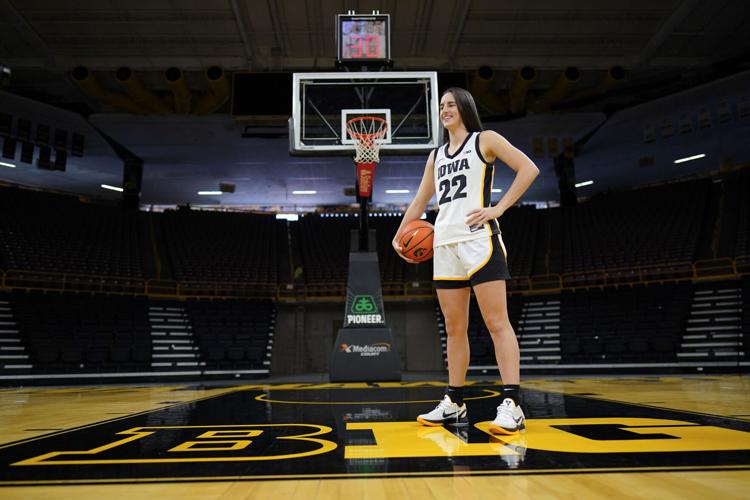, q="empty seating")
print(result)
[9,291,151,373]
[1,172,743,289]
[293,214,354,283]
[553,179,710,274]
[497,205,539,277]
[160,209,282,283]
[0,186,144,277]
[290,177,718,285]
[185,299,274,370]
[559,283,692,363]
